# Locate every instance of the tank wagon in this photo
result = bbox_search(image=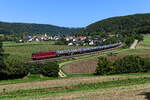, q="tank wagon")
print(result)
[32,42,122,60]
